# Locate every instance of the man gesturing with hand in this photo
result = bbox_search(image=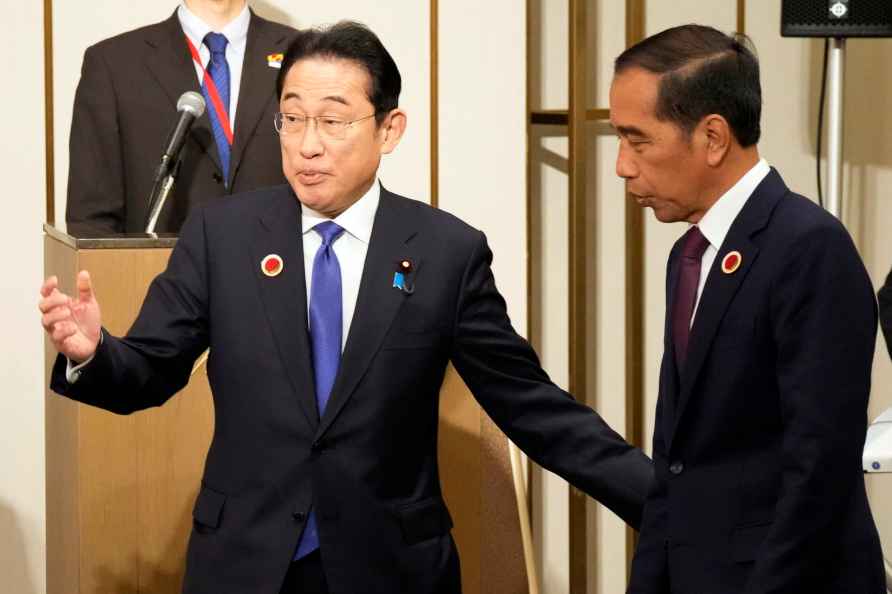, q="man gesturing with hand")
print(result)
[40,271,102,370]
[38,22,652,594]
